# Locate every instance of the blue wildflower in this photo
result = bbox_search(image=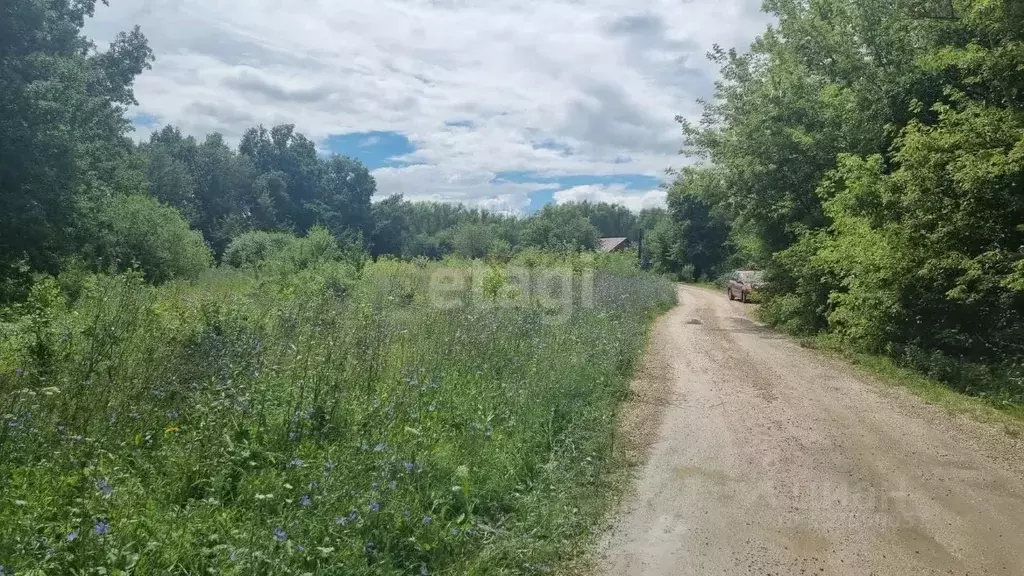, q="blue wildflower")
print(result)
[273,527,287,541]
[374,443,388,452]
[388,480,397,491]
[299,495,312,507]
[289,458,305,468]
[451,528,460,536]
[325,461,336,473]
[370,501,380,512]
[96,478,113,497]
[420,567,429,576]
[167,410,180,420]
[423,516,432,526]
[66,529,79,542]
[297,544,305,552]
[404,462,414,472]
[348,509,359,522]
[15,368,24,377]
[94,520,110,536]
[335,516,349,526]
[365,541,376,550]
